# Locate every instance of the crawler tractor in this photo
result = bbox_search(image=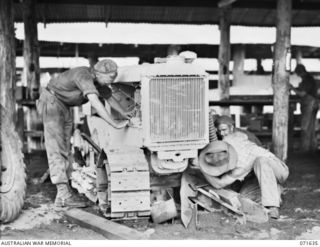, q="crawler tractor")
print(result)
[71,56,210,221]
